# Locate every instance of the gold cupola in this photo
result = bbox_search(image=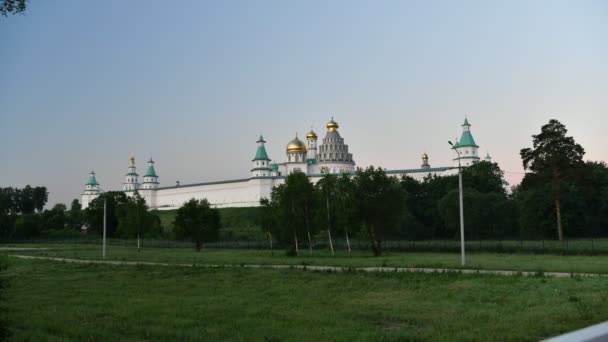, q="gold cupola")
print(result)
[286,134,307,153]
[422,153,428,161]
[326,117,339,132]
[306,129,318,140]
